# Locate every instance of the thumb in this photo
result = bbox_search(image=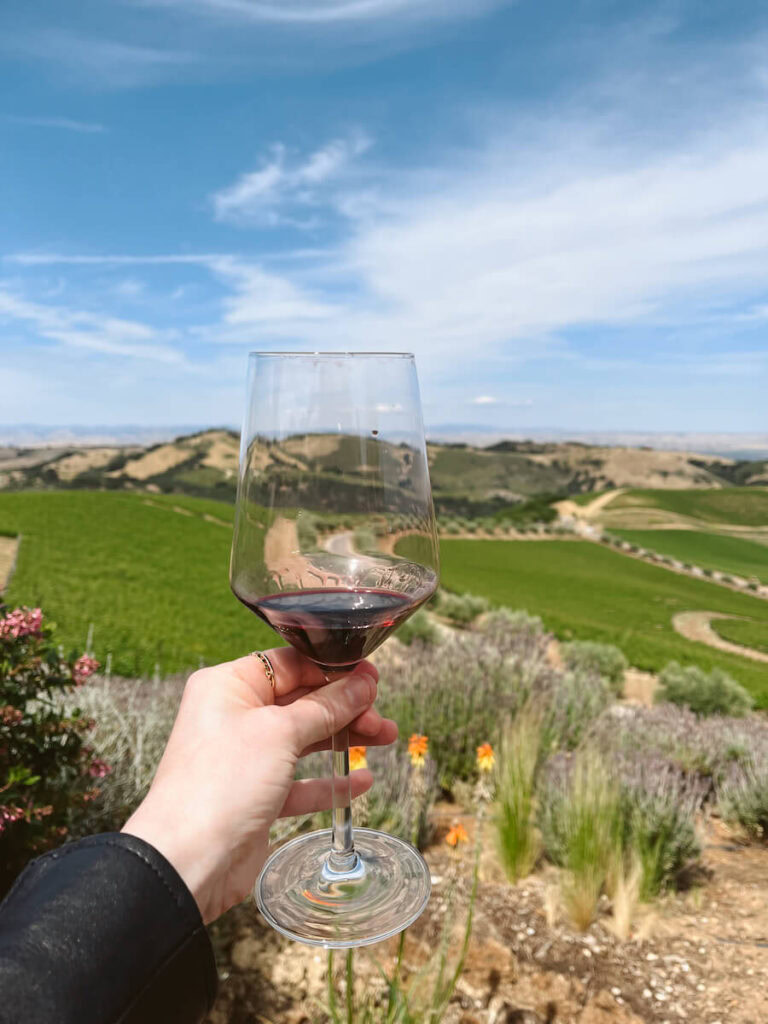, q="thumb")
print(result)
[282,670,377,753]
